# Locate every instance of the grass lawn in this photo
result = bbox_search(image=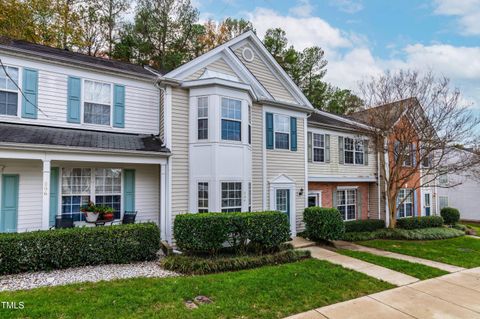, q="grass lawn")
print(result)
[0,259,393,319]
[463,222,480,235]
[358,236,480,268]
[338,249,448,280]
